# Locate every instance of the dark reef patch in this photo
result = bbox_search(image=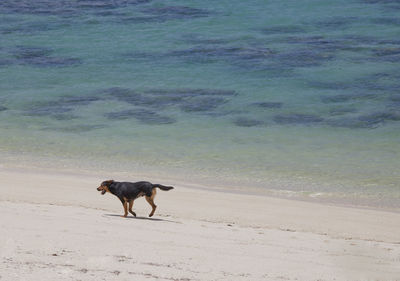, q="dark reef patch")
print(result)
[370,55,400,63]
[273,114,324,125]
[312,17,358,29]
[252,102,283,109]
[371,17,400,25]
[23,95,100,118]
[104,88,146,104]
[122,51,162,60]
[180,97,227,112]
[164,43,333,70]
[126,37,341,72]
[144,88,237,97]
[329,107,357,116]
[0,0,151,17]
[141,5,210,20]
[12,46,53,60]
[51,114,78,120]
[23,86,236,123]
[76,0,151,9]
[181,34,232,45]
[310,71,400,96]
[101,87,136,96]
[233,117,263,127]
[278,35,377,53]
[21,56,82,67]
[275,49,335,67]
[357,37,400,46]
[389,94,400,102]
[1,21,62,35]
[321,93,378,103]
[340,34,379,44]
[326,118,379,129]
[357,114,389,127]
[354,77,400,92]
[105,88,183,108]
[136,46,276,67]
[167,47,244,60]
[102,87,234,113]
[360,112,400,122]
[261,25,305,35]
[119,5,211,23]
[11,46,81,67]
[198,46,272,59]
[105,110,137,120]
[362,0,400,4]
[282,36,339,47]
[0,59,13,66]
[116,16,165,24]
[202,109,244,118]
[24,105,74,117]
[370,47,400,63]
[372,47,400,57]
[321,94,353,103]
[105,109,175,124]
[307,81,352,90]
[327,111,400,129]
[55,96,100,106]
[0,106,8,111]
